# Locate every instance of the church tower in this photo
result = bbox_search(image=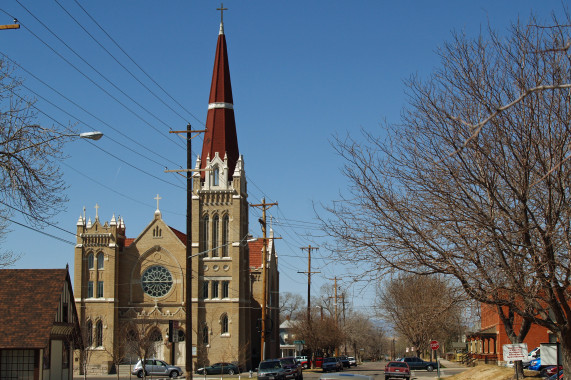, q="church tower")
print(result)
[192,18,253,368]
